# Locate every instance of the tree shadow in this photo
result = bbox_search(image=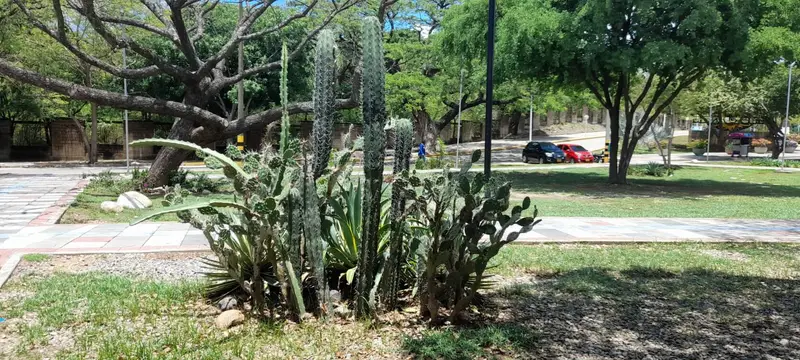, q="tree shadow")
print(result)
[403,267,800,359]
[500,170,800,199]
